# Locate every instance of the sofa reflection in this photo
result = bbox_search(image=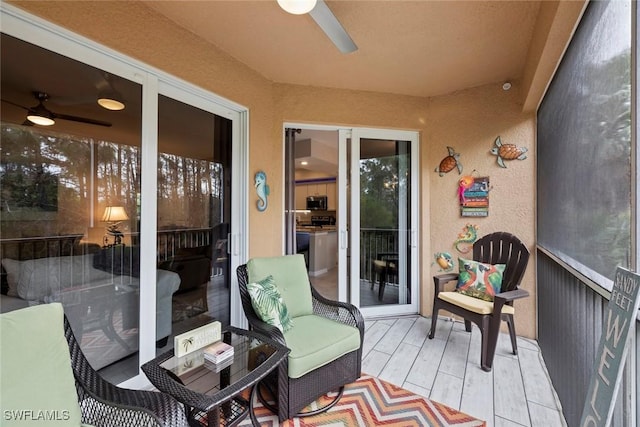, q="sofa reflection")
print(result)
[158,245,214,323]
[0,238,180,370]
